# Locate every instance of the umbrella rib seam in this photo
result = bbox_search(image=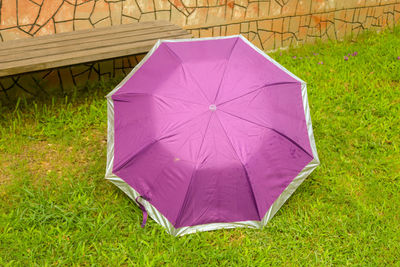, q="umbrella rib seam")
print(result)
[212,37,239,103]
[113,138,159,174]
[113,109,211,175]
[113,92,205,106]
[218,109,314,159]
[216,81,300,107]
[163,43,212,103]
[174,112,214,227]
[214,113,262,220]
